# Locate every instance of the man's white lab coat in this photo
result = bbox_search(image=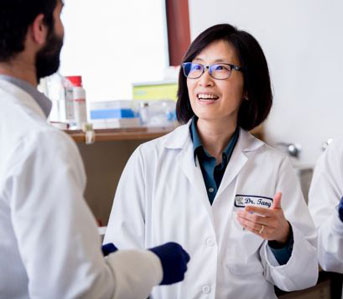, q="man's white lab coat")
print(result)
[0,79,162,299]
